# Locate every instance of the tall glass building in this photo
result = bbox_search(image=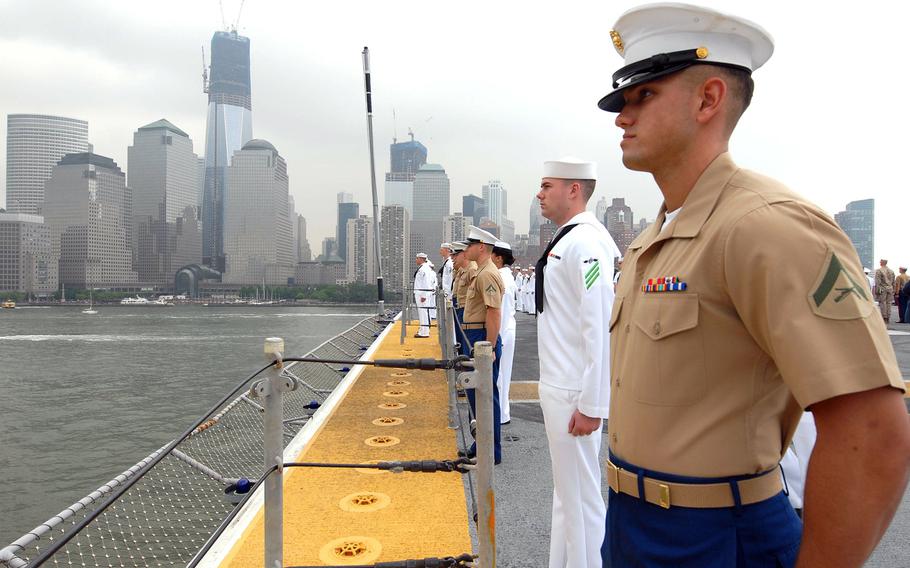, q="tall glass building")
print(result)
[5,114,89,214]
[202,30,253,272]
[835,198,875,270]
